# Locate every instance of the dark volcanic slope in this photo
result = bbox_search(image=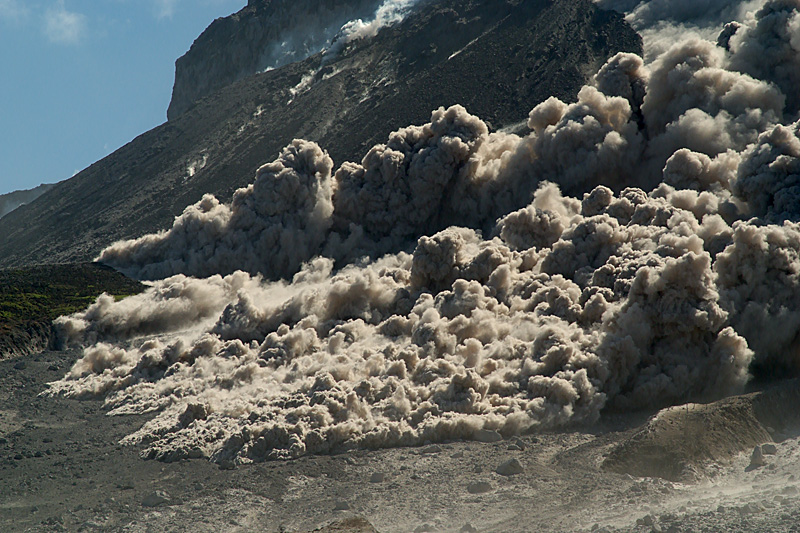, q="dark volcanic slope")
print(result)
[167,0,380,120]
[0,0,640,268]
